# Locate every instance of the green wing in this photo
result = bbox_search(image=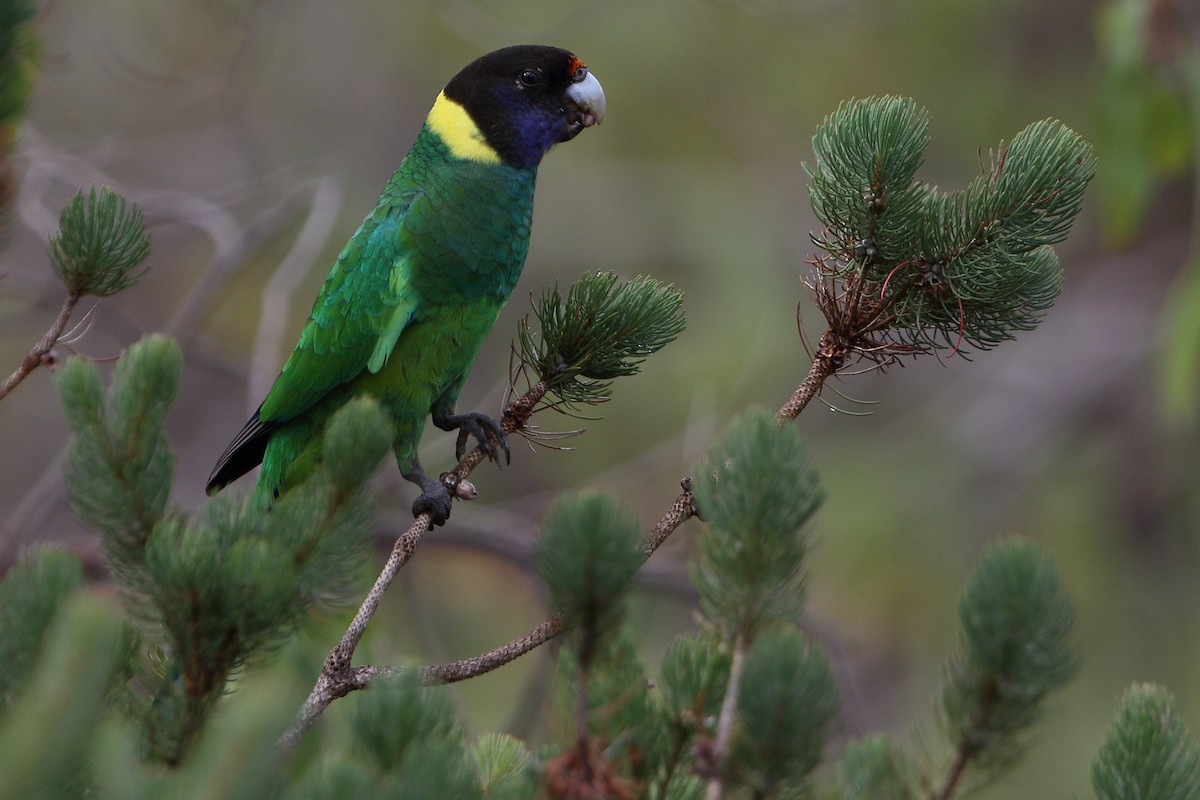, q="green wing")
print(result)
[259,196,419,423]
